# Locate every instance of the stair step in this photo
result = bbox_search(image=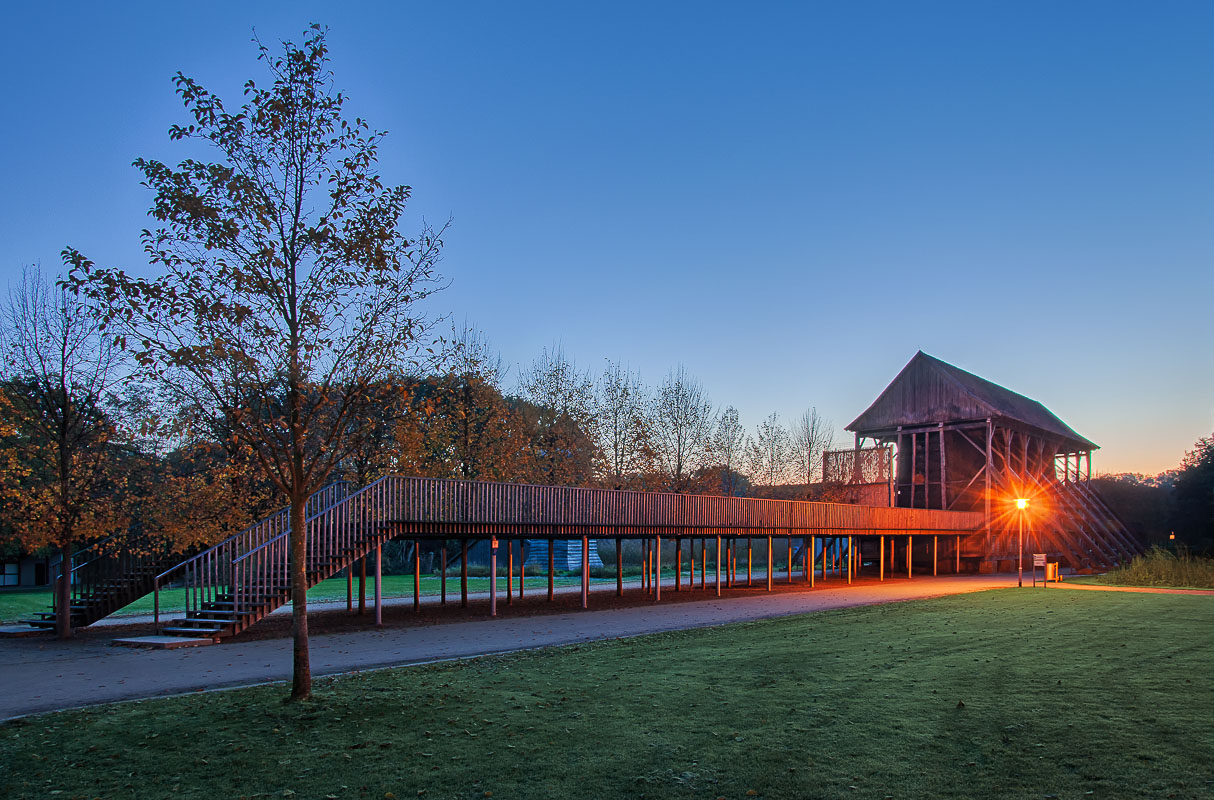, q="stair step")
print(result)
[160,626,224,636]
